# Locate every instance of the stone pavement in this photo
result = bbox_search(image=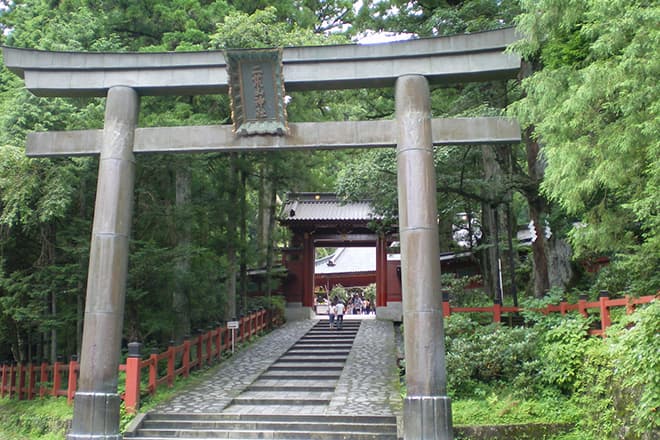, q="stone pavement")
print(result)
[152,316,401,417]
